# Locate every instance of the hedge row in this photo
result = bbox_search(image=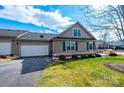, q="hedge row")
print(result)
[59,53,101,60]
